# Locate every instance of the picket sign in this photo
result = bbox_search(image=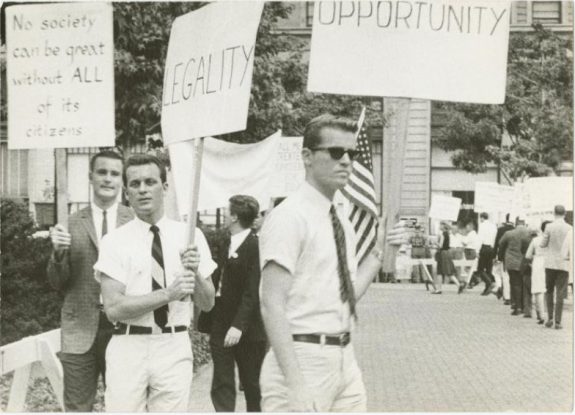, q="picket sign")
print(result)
[0,329,63,411]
